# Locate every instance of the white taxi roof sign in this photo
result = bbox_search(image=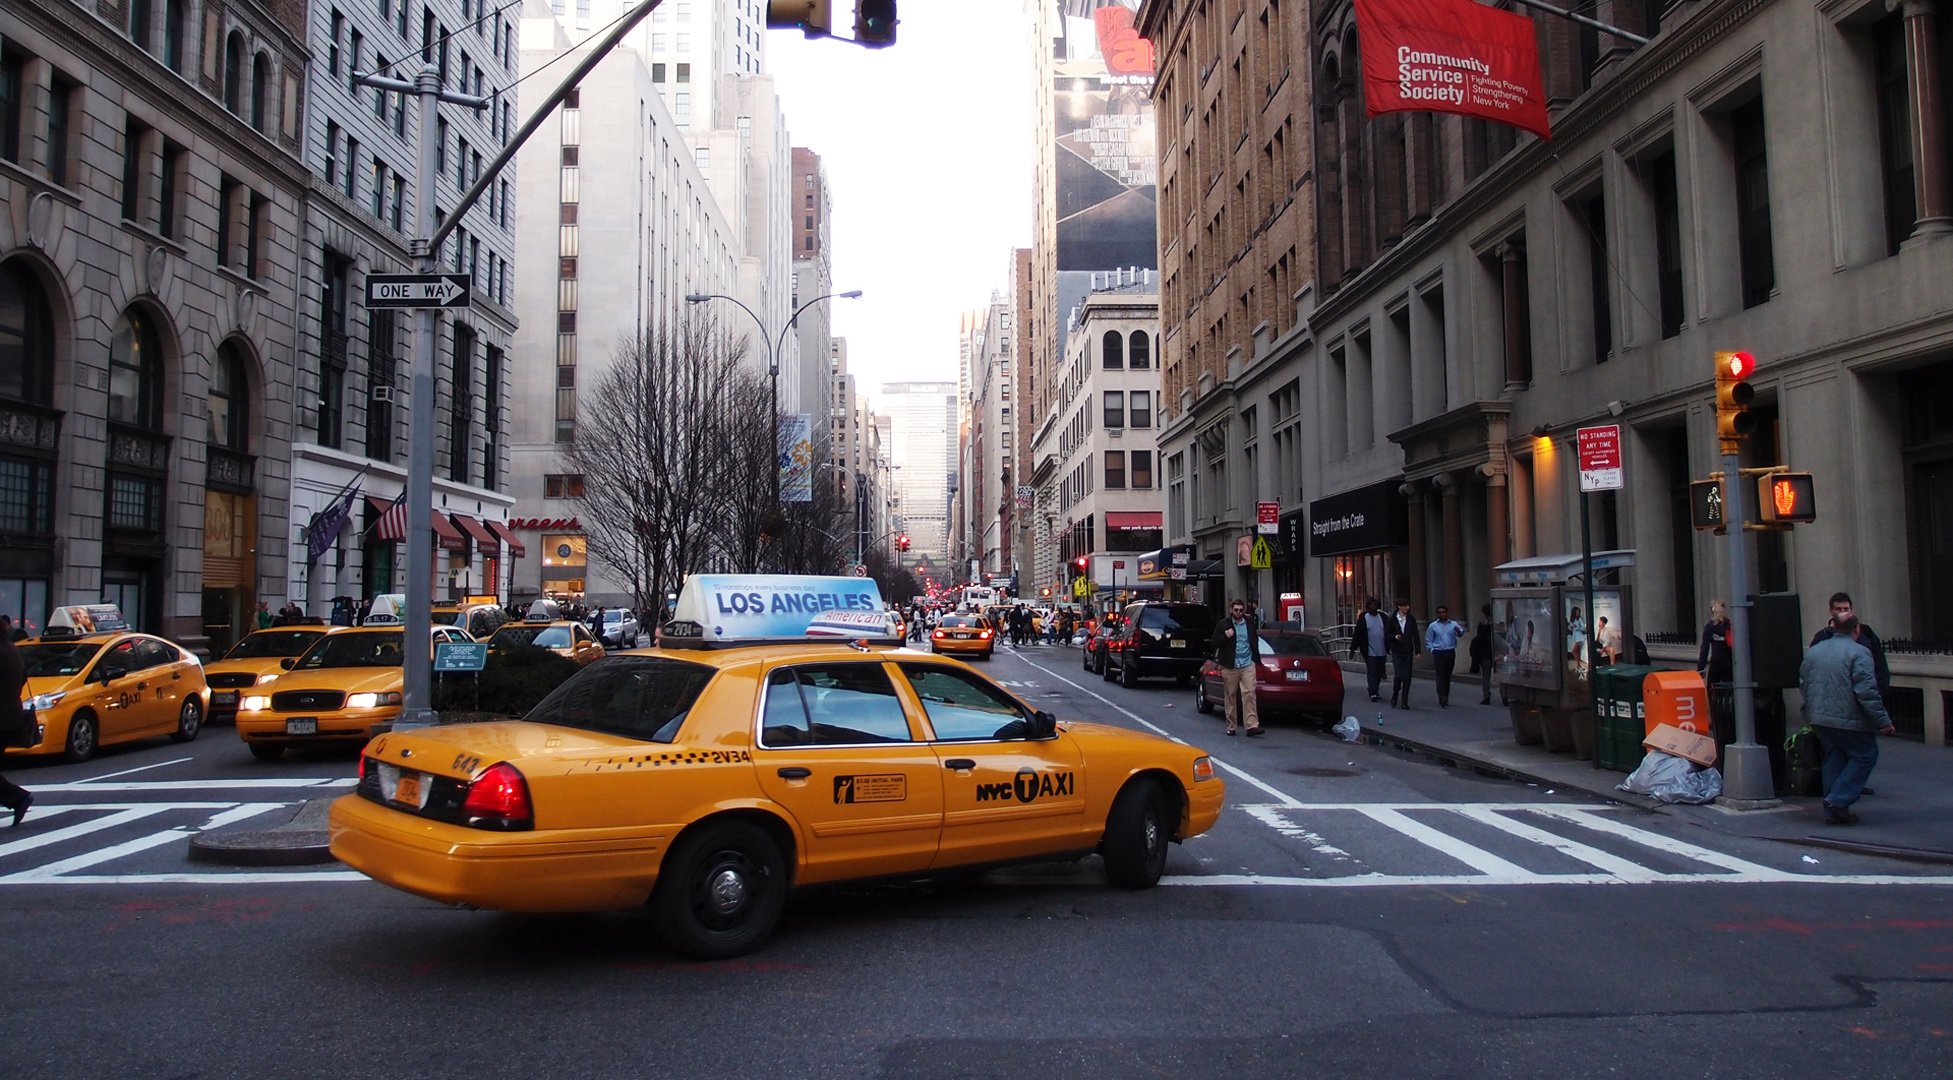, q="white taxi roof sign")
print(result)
[661,574,896,649]
[45,603,130,637]
[364,593,406,625]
